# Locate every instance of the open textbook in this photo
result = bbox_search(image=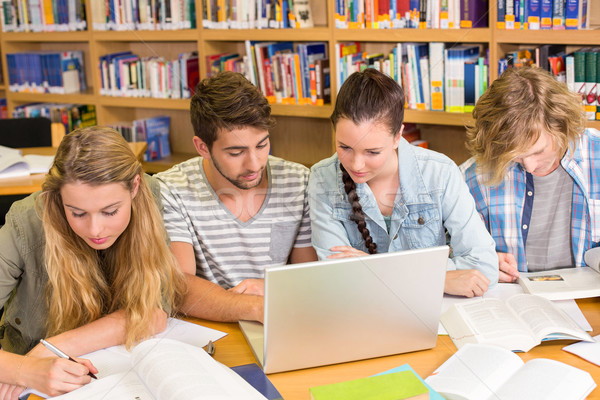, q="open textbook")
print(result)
[0,145,53,179]
[20,318,227,399]
[518,266,600,300]
[425,343,596,400]
[441,293,594,352]
[51,338,267,400]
